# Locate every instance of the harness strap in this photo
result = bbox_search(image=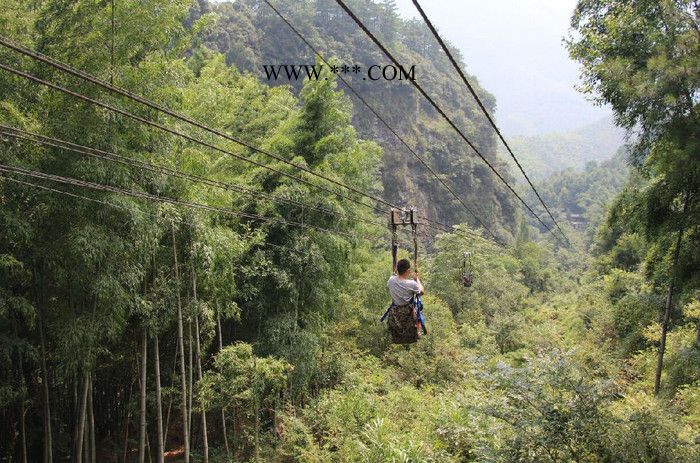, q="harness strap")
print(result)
[414,294,426,334]
[391,224,398,274]
[380,302,392,322]
[412,222,418,273]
